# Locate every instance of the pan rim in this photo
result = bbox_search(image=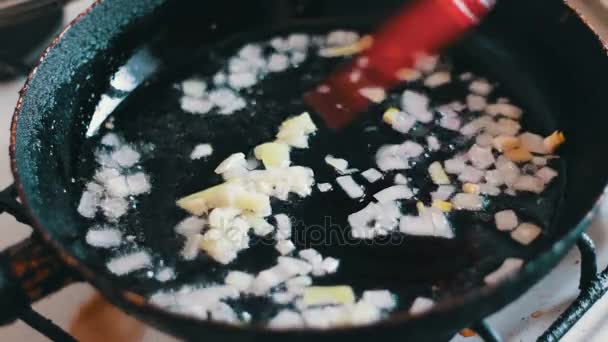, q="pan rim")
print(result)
[8,0,608,336]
